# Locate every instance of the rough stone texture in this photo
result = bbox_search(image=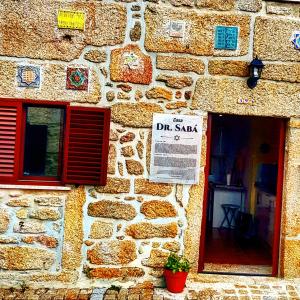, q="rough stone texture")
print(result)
[140,201,177,219]
[196,0,235,11]
[282,239,300,278]
[29,208,61,221]
[135,179,172,196]
[34,197,63,207]
[62,186,85,271]
[192,78,300,118]
[0,61,101,103]
[37,235,58,248]
[0,247,55,270]
[95,178,130,194]
[130,21,142,41]
[145,5,250,57]
[165,101,188,110]
[162,241,181,252]
[156,74,193,89]
[107,144,116,175]
[126,160,144,175]
[16,208,28,219]
[117,84,132,92]
[120,132,135,144]
[254,17,300,62]
[136,141,144,159]
[126,222,178,239]
[142,249,169,267]
[0,1,126,61]
[261,63,300,83]
[87,241,137,264]
[110,45,152,84]
[88,267,144,279]
[121,146,135,157]
[208,60,249,77]
[84,50,107,63]
[146,87,173,100]
[13,220,45,234]
[89,221,113,239]
[106,91,115,102]
[237,0,262,12]
[111,103,163,128]
[166,0,194,7]
[156,55,205,74]
[6,198,31,207]
[266,2,300,17]
[88,200,136,220]
[117,91,131,100]
[110,129,119,141]
[0,209,9,233]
